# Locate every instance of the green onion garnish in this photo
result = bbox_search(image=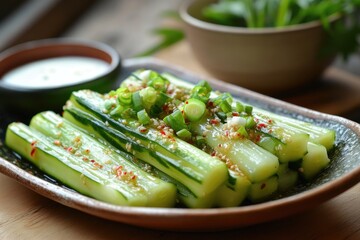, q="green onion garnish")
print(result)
[176,128,192,141]
[184,98,206,122]
[137,109,151,125]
